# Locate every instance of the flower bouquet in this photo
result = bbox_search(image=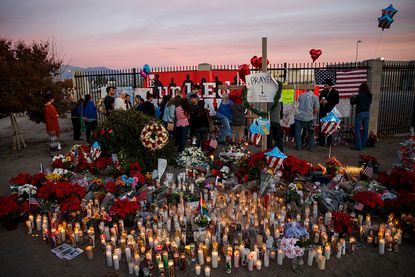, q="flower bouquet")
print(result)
[283,156,312,178]
[109,198,139,224]
[194,214,211,228]
[0,194,21,230]
[177,147,208,168]
[279,237,305,273]
[219,143,247,165]
[284,222,309,239]
[140,121,169,151]
[332,211,352,235]
[325,156,342,175]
